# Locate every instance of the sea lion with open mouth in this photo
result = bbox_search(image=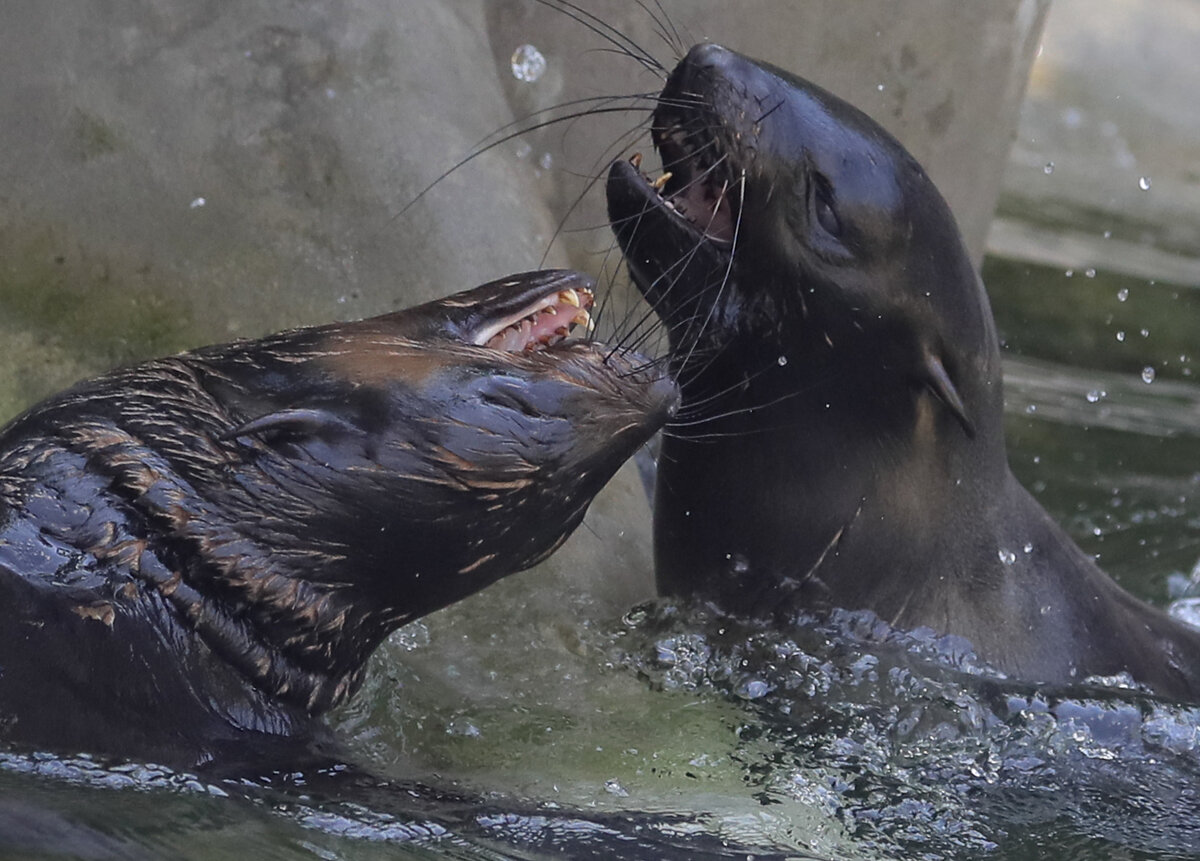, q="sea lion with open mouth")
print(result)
[0,269,677,765]
[606,44,1200,700]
